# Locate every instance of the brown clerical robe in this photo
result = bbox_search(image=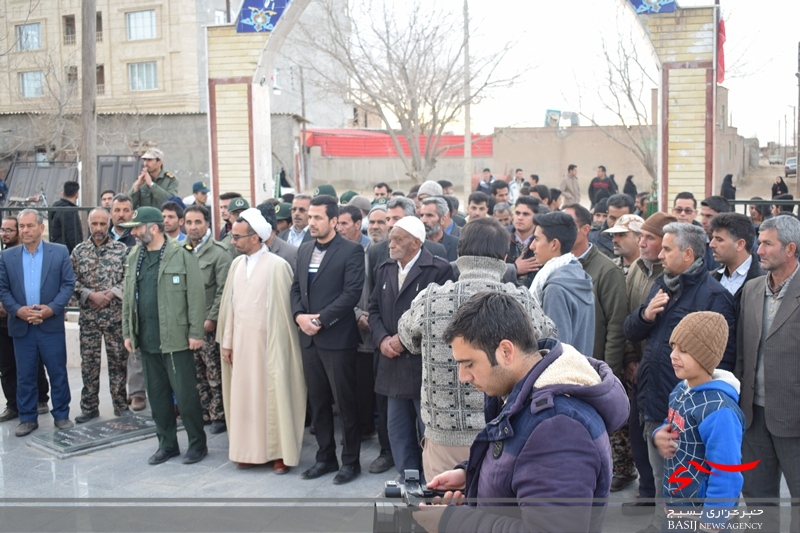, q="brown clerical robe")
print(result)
[217,250,306,465]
